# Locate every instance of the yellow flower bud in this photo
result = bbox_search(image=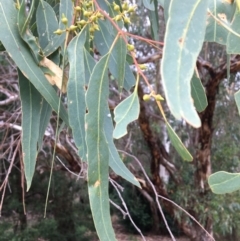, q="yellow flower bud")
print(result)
[69,25,78,31]
[114,5,120,11]
[143,94,151,102]
[75,6,81,11]
[61,17,68,25]
[124,17,131,24]
[127,44,135,51]
[54,29,64,35]
[122,3,129,11]
[154,94,164,101]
